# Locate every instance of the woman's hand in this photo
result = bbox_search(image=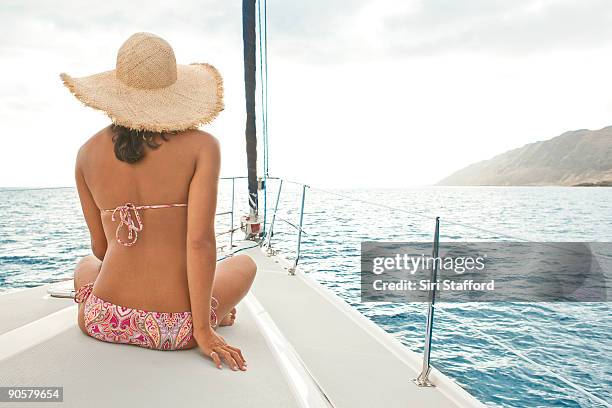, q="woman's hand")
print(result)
[194,329,247,371]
